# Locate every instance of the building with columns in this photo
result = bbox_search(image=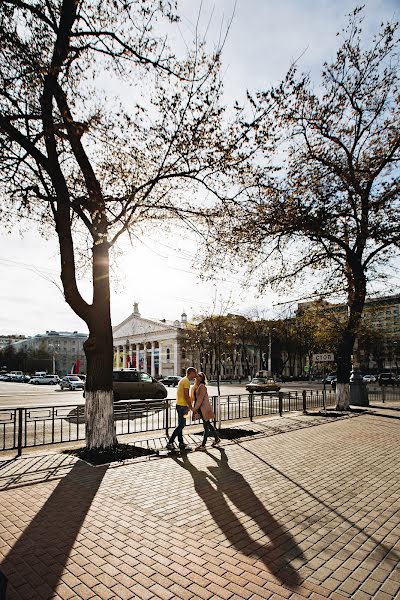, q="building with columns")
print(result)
[112,303,189,377]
